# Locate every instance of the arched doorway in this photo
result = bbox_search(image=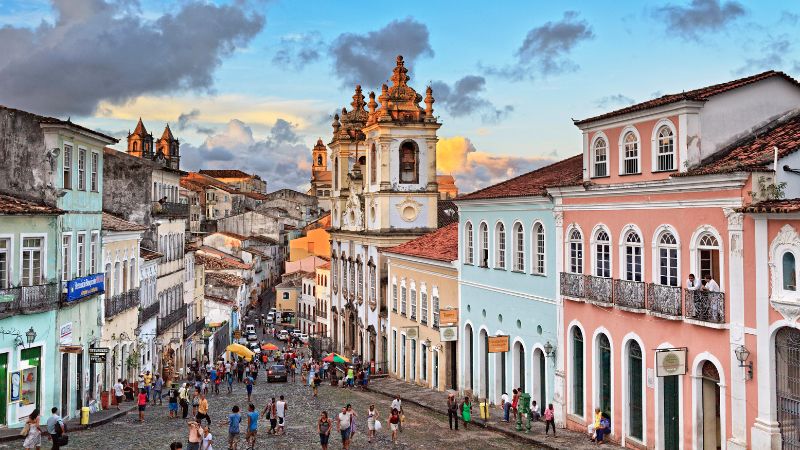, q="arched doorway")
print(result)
[513,341,525,392]
[464,324,474,391]
[532,348,546,415]
[699,361,721,450]
[776,327,800,449]
[495,347,506,401]
[596,334,611,415]
[479,329,489,400]
[348,311,356,353]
